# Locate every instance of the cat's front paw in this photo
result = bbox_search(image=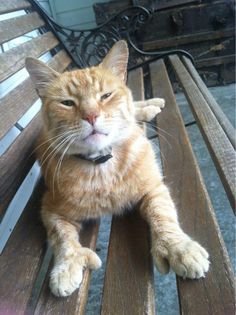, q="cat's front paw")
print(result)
[50,259,83,297]
[50,247,101,297]
[168,239,209,279]
[140,105,162,122]
[147,98,165,109]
